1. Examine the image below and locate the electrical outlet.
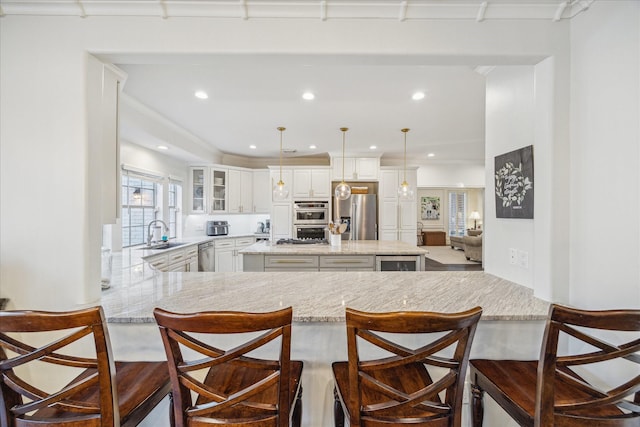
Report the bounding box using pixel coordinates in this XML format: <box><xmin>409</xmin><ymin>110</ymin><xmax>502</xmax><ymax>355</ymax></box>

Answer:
<box><xmin>509</xmin><ymin>248</ymin><xmax>517</xmax><ymax>265</ymax></box>
<box><xmin>518</xmin><ymin>250</ymin><xmax>529</xmax><ymax>268</ymax></box>
<box><xmin>195</xmin><ymin>224</ymin><xmax>204</xmax><ymax>231</ymax></box>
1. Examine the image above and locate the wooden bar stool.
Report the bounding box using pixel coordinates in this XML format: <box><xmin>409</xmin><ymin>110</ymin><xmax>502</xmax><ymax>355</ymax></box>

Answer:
<box><xmin>0</xmin><ymin>306</ymin><xmax>172</xmax><ymax>427</ymax></box>
<box><xmin>469</xmin><ymin>304</ymin><xmax>640</xmax><ymax>426</ymax></box>
<box><xmin>154</xmin><ymin>306</ymin><xmax>303</xmax><ymax>427</ymax></box>
<box><xmin>332</xmin><ymin>306</ymin><xmax>483</xmax><ymax>427</ymax></box>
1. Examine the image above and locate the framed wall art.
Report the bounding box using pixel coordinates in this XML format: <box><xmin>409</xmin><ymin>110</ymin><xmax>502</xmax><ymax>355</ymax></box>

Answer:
<box><xmin>421</xmin><ymin>196</ymin><xmax>441</xmax><ymax>220</ymax></box>
<box><xmin>494</xmin><ymin>145</ymin><xmax>534</xmax><ymax>219</ymax></box>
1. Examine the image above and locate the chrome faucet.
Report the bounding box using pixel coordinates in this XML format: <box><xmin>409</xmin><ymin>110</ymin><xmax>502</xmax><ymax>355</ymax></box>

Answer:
<box><xmin>147</xmin><ymin>220</ymin><xmax>169</xmax><ymax>246</ymax></box>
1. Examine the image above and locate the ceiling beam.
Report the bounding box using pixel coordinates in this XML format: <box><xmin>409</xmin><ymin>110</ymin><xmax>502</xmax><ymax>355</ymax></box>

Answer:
<box><xmin>399</xmin><ymin>1</ymin><xmax>408</xmax><ymax>22</ymax></box>
<box><xmin>476</xmin><ymin>1</ymin><xmax>487</xmax><ymax>23</ymax></box>
<box><xmin>76</xmin><ymin>0</ymin><xmax>86</xmax><ymax>18</ymax></box>
<box><xmin>159</xmin><ymin>0</ymin><xmax>168</xmax><ymax>19</ymax></box>
<box><xmin>240</xmin><ymin>0</ymin><xmax>248</xmax><ymax>20</ymax></box>
<box><xmin>553</xmin><ymin>1</ymin><xmax>567</xmax><ymax>21</ymax></box>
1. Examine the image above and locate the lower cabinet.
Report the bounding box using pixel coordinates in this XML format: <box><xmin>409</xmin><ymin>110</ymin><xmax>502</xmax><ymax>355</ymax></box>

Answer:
<box><xmin>145</xmin><ymin>245</ymin><xmax>199</xmax><ymax>272</ymax></box>
<box><xmin>319</xmin><ymin>255</ymin><xmax>375</xmax><ymax>271</ymax></box>
<box><xmin>247</xmin><ymin>254</ymin><xmax>375</xmax><ymax>272</ymax></box>
<box><xmin>215</xmin><ymin>237</ymin><xmax>256</xmax><ymax>272</ymax></box>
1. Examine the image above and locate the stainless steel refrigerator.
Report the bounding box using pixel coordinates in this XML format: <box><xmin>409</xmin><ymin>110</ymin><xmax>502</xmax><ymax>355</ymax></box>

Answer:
<box><xmin>333</xmin><ymin>194</ymin><xmax>377</xmax><ymax>240</ymax></box>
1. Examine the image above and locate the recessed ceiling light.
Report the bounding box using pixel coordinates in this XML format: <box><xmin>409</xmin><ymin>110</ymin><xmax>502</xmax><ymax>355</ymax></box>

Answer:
<box><xmin>249</xmin><ymin>145</ymin><xmax>257</xmax><ymax>149</ymax></box>
<box><xmin>412</xmin><ymin>91</ymin><xmax>425</xmax><ymax>101</ymax></box>
<box><xmin>309</xmin><ymin>145</ymin><xmax>317</xmax><ymax>149</ymax></box>
<box><xmin>157</xmin><ymin>145</ymin><xmax>169</xmax><ymax>150</ymax></box>
<box><xmin>369</xmin><ymin>145</ymin><xmax>377</xmax><ymax>150</ymax></box>
<box><xmin>194</xmin><ymin>90</ymin><xmax>208</xmax><ymax>99</ymax></box>
<box><xmin>302</xmin><ymin>92</ymin><xmax>315</xmax><ymax>100</ymax></box>
<box><xmin>427</xmin><ymin>153</ymin><xmax>435</xmax><ymax>157</ymax></box>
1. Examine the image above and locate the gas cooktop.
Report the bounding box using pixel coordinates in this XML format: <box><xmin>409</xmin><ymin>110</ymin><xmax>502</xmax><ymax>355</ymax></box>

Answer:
<box><xmin>276</xmin><ymin>238</ymin><xmax>329</xmax><ymax>245</ymax></box>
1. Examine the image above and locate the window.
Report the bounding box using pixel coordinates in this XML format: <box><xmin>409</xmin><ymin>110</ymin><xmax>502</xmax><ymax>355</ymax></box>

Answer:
<box><xmin>121</xmin><ymin>173</ymin><xmax>158</xmax><ymax>247</ymax></box>
<box><xmin>168</xmin><ymin>180</ymin><xmax>182</xmax><ymax>239</ymax></box>
<box><xmin>448</xmin><ymin>191</ymin><xmax>467</xmax><ymax>237</ymax></box>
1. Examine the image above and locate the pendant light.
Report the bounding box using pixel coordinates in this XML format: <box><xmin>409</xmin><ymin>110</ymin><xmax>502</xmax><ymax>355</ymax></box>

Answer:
<box><xmin>273</xmin><ymin>126</ymin><xmax>289</xmax><ymax>200</ymax></box>
<box><xmin>335</xmin><ymin>127</ymin><xmax>352</xmax><ymax>200</ymax></box>
<box><xmin>398</xmin><ymin>128</ymin><xmax>414</xmax><ymax>200</ymax></box>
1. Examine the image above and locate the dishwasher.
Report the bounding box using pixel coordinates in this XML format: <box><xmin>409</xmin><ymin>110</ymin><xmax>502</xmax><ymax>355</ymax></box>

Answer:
<box><xmin>198</xmin><ymin>241</ymin><xmax>215</xmax><ymax>272</ymax></box>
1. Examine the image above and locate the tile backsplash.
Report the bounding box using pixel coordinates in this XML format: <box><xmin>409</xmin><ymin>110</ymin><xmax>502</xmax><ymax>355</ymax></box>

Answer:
<box><xmin>184</xmin><ymin>214</ymin><xmax>270</xmax><ymax>238</ymax></box>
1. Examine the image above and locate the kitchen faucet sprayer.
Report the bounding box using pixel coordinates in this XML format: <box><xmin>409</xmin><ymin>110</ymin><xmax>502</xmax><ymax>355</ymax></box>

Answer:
<box><xmin>147</xmin><ymin>220</ymin><xmax>169</xmax><ymax>246</ymax></box>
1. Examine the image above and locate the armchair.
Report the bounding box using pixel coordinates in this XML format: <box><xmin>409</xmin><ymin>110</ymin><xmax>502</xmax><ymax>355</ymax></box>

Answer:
<box><xmin>463</xmin><ymin>235</ymin><xmax>482</xmax><ymax>262</ymax></box>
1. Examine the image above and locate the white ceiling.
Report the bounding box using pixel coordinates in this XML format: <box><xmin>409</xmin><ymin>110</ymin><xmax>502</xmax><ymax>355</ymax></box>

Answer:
<box><xmin>2</xmin><ymin>0</ymin><xmax>591</xmax><ymax>164</ymax></box>
<box><xmin>116</xmin><ymin>55</ymin><xmax>488</xmax><ymax>163</ymax></box>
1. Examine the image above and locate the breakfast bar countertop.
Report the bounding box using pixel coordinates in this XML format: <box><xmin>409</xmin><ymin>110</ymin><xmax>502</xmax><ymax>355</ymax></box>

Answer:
<box><xmin>239</xmin><ymin>240</ymin><xmax>430</xmax><ymax>255</ymax></box>
<box><xmin>100</xmin><ymin>270</ymin><xmax>550</xmax><ymax>324</ymax></box>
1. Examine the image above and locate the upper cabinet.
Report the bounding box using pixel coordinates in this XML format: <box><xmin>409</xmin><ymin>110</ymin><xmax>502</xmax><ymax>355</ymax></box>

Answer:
<box><xmin>210</xmin><ymin>168</ymin><xmax>227</xmax><ymax>212</ymax></box>
<box><xmin>252</xmin><ymin>169</ymin><xmax>271</xmax><ymax>213</ymax></box>
<box><xmin>332</xmin><ymin>157</ymin><xmax>379</xmax><ymax>181</ymax></box>
<box><xmin>189</xmin><ymin>167</ymin><xmax>208</xmax><ymax>214</ymax></box>
<box><xmin>228</xmin><ymin>169</ymin><xmax>253</xmax><ymax>213</ymax></box>
<box><xmin>292</xmin><ymin>168</ymin><xmax>331</xmax><ymax>200</ymax></box>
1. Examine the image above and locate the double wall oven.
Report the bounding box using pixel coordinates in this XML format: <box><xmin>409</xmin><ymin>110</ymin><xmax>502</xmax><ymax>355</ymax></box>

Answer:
<box><xmin>293</xmin><ymin>201</ymin><xmax>329</xmax><ymax>240</ymax></box>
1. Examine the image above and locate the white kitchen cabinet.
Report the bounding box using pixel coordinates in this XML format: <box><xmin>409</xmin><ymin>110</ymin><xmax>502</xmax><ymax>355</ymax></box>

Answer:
<box><xmin>252</xmin><ymin>169</ymin><xmax>271</xmax><ymax>213</ymax></box>
<box><xmin>378</xmin><ymin>167</ymin><xmax>417</xmax><ymax>245</ymax></box>
<box><xmin>189</xmin><ymin>167</ymin><xmax>208</xmax><ymax>214</ymax></box>
<box><xmin>145</xmin><ymin>244</ymin><xmax>199</xmax><ymax>272</ymax></box>
<box><xmin>332</xmin><ymin>157</ymin><xmax>379</xmax><ymax>181</ymax></box>
<box><xmin>234</xmin><ymin>237</ymin><xmax>255</xmax><ymax>272</ymax></box>
<box><xmin>214</xmin><ymin>239</ymin><xmax>235</xmax><ymax>272</ymax></box>
<box><xmin>214</xmin><ymin>237</ymin><xmax>255</xmax><ymax>272</ymax></box>
<box><xmin>228</xmin><ymin>168</ymin><xmax>253</xmax><ymax>213</ymax></box>
<box><xmin>292</xmin><ymin>168</ymin><xmax>331</xmax><ymax>199</ymax></box>
<box><xmin>210</xmin><ymin>168</ymin><xmax>227</xmax><ymax>212</ymax></box>
<box><xmin>271</xmin><ymin>203</ymin><xmax>292</xmax><ymax>240</ymax></box>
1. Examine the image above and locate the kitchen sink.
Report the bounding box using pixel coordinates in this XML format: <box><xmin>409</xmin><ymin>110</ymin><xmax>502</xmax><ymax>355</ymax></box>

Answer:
<box><xmin>139</xmin><ymin>242</ymin><xmax>187</xmax><ymax>250</ymax></box>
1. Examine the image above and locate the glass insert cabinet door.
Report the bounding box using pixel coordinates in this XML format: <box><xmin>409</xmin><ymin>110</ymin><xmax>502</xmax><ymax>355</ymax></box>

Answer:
<box><xmin>210</xmin><ymin>168</ymin><xmax>227</xmax><ymax>212</ymax></box>
<box><xmin>190</xmin><ymin>167</ymin><xmax>206</xmax><ymax>213</ymax></box>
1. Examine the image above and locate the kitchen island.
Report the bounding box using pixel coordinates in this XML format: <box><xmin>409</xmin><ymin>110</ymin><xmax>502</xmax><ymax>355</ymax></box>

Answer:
<box><xmin>241</xmin><ymin>240</ymin><xmax>430</xmax><ymax>271</ymax></box>
<box><xmin>100</xmin><ymin>269</ymin><xmax>550</xmax><ymax>427</ymax></box>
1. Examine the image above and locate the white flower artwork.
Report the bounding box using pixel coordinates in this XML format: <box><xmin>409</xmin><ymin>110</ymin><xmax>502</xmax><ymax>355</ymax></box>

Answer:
<box><xmin>494</xmin><ymin>146</ymin><xmax>534</xmax><ymax>218</ymax></box>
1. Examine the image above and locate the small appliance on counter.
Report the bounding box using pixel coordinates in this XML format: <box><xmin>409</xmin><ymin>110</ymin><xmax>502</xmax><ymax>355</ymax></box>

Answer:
<box><xmin>264</xmin><ymin>219</ymin><xmax>271</xmax><ymax>234</ymax></box>
<box><xmin>206</xmin><ymin>220</ymin><xmax>229</xmax><ymax>236</ymax></box>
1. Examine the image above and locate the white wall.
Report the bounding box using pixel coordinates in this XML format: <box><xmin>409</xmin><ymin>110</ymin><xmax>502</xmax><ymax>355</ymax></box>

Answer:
<box><xmin>485</xmin><ymin>66</ymin><xmax>537</xmax><ymax>289</ymax></box>
<box><xmin>569</xmin><ymin>1</ymin><xmax>640</xmax><ymax>309</ymax></box>
<box><xmin>0</xmin><ymin>15</ymin><xmax>571</xmax><ymax>310</ymax></box>
<box><xmin>417</xmin><ymin>163</ymin><xmax>485</xmax><ymax>188</ymax></box>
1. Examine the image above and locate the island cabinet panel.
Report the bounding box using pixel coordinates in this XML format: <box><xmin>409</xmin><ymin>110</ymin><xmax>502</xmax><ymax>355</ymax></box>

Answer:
<box><xmin>264</xmin><ymin>255</ymin><xmax>319</xmax><ymax>271</ymax></box>
<box><xmin>319</xmin><ymin>255</ymin><xmax>375</xmax><ymax>271</ymax></box>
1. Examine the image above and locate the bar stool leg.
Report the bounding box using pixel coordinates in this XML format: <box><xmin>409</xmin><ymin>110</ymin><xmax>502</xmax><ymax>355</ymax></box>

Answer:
<box><xmin>292</xmin><ymin>386</ymin><xmax>303</xmax><ymax>427</ymax></box>
<box><xmin>470</xmin><ymin>382</ymin><xmax>484</xmax><ymax>427</ymax></box>
<box><xmin>333</xmin><ymin>387</ymin><xmax>345</xmax><ymax>427</ymax></box>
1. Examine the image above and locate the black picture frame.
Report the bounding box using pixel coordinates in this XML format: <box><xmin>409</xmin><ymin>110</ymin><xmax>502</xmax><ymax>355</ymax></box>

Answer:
<box><xmin>494</xmin><ymin>145</ymin><xmax>534</xmax><ymax>219</ymax></box>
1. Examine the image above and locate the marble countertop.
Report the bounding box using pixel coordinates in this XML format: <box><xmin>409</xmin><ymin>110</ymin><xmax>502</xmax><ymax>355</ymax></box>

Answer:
<box><xmin>240</xmin><ymin>240</ymin><xmax>430</xmax><ymax>255</ymax></box>
<box><xmin>100</xmin><ymin>270</ymin><xmax>550</xmax><ymax>323</ymax></box>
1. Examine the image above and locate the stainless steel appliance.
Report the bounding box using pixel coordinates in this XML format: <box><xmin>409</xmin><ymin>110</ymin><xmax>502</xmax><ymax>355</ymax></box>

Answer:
<box><xmin>206</xmin><ymin>220</ymin><xmax>229</xmax><ymax>236</ymax></box>
<box><xmin>198</xmin><ymin>241</ymin><xmax>215</xmax><ymax>271</ymax></box>
<box><xmin>333</xmin><ymin>194</ymin><xmax>377</xmax><ymax>240</ymax></box>
<box><xmin>376</xmin><ymin>255</ymin><xmax>422</xmax><ymax>271</ymax></box>
<box><xmin>293</xmin><ymin>201</ymin><xmax>329</xmax><ymax>225</ymax></box>
<box><xmin>295</xmin><ymin>225</ymin><xmax>327</xmax><ymax>240</ymax></box>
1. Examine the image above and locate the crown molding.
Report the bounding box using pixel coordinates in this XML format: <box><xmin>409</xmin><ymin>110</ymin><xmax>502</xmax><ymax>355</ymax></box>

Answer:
<box><xmin>0</xmin><ymin>1</ymin><xmax>589</xmax><ymax>21</ymax></box>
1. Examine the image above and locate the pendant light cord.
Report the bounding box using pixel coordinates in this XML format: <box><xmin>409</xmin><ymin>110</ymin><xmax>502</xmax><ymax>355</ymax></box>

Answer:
<box><xmin>341</xmin><ymin>128</ymin><xmax>347</xmax><ymax>182</ymax></box>
<box><xmin>401</xmin><ymin>128</ymin><xmax>409</xmax><ymax>184</ymax></box>
<box><xmin>277</xmin><ymin>126</ymin><xmax>285</xmax><ymax>183</ymax></box>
